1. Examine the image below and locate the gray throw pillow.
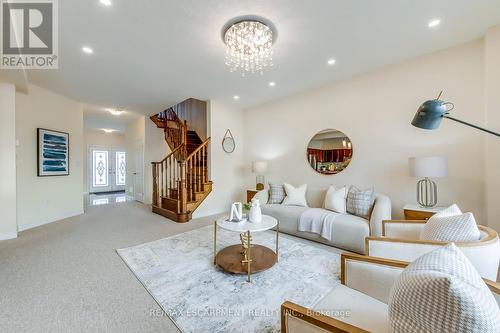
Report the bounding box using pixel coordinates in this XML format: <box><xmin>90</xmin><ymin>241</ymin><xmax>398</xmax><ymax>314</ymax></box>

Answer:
<box><xmin>346</xmin><ymin>186</ymin><xmax>374</xmax><ymax>219</ymax></box>
<box><xmin>268</xmin><ymin>183</ymin><xmax>286</xmax><ymax>204</ymax></box>
<box><xmin>389</xmin><ymin>243</ymin><xmax>500</xmax><ymax>333</ymax></box>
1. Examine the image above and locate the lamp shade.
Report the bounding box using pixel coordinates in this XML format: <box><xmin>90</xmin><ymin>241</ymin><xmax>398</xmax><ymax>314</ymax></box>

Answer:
<box><xmin>411</xmin><ymin>98</ymin><xmax>455</xmax><ymax>130</ymax></box>
<box><xmin>252</xmin><ymin>161</ymin><xmax>268</xmax><ymax>174</ymax></box>
<box><xmin>409</xmin><ymin>156</ymin><xmax>448</xmax><ymax>178</ymax></box>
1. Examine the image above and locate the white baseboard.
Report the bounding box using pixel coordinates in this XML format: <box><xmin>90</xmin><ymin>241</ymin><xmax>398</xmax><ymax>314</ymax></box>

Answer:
<box><xmin>0</xmin><ymin>232</ymin><xmax>18</xmax><ymax>240</ymax></box>
<box><xmin>18</xmin><ymin>209</ymin><xmax>85</xmax><ymax>232</ymax></box>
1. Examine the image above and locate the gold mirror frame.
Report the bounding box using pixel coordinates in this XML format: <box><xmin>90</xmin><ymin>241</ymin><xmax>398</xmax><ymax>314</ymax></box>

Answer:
<box><xmin>306</xmin><ymin>129</ymin><xmax>353</xmax><ymax>175</ymax></box>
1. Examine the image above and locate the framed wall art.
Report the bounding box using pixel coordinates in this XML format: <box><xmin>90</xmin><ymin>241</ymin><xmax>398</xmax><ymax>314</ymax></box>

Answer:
<box><xmin>37</xmin><ymin>128</ymin><xmax>70</xmax><ymax>176</ymax></box>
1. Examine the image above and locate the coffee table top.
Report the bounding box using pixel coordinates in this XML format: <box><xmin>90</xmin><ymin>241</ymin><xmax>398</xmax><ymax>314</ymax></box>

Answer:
<box><xmin>216</xmin><ymin>214</ymin><xmax>277</xmax><ymax>233</ymax></box>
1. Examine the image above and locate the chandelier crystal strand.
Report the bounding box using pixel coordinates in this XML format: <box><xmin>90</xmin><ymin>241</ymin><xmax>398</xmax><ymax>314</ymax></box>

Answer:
<box><xmin>224</xmin><ymin>20</ymin><xmax>273</xmax><ymax>76</ymax></box>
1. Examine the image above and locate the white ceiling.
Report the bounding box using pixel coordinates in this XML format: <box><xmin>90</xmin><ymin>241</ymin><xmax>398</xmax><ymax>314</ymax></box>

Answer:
<box><xmin>22</xmin><ymin>0</ymin><xmax>500</xmax><ymax>116</ymax></box>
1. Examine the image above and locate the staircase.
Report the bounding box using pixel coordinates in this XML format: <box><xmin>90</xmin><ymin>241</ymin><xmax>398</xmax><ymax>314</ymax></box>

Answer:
<box><xmin>150</xmin><ymin>105</ymin><xmax>212</xmax><ymax>223</ymax></box>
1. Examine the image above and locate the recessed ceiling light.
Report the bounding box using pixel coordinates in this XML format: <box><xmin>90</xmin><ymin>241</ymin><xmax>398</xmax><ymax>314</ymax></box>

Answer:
<box><xmin>269</xmin><ymin>82</ymin><xmax>276</xmax><ymax>87</ymax></box>
<box><xmin>82</xmin><ymin>46</ymin><xmax>93</xmax><ymax>54</ymax></box>
<box><xmin>103</xmin><ymin>129</ymin><xmax>114</xmax><ymax>133</ymax></box>
<box><xmin>99</xmin><ymin>0</ymin><xmax>112</xmax><ymax>6</ymax></box>
<box><xmin>233</xmin><ymin>95</ymin><xmax>240</xmax><ymax>100</ymax></box>
<box><xmin>327</xmin><ymin>58</ymin><xmax>336</xmax><ymax>65</ymax></box>
<box><xmin>106</xmin><ymin>108</ymin><xmax>125</xmax><ymax>116</ymax></box>
<box><xmin>428</xmin><ymin>19</ymin><xmax>441</xmax><ymax>28</ymax></box>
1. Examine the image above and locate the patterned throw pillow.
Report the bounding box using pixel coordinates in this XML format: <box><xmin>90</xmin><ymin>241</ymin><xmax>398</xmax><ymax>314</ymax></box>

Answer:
<box><xmin>268</xmin><ymin>183</ymin><xmax>286</xmax><ymax>204</ymax></box>
<box><xmin>346</xmin><ymin>186</ymin><xmax>374</xmax><ymax>219</ymax></box>
<box><xmin>420</xmin><ymin>204</ymin><xmax>481</xmax><ymax>242</ymax></box>
<box><xmin>388</xmin><ymin>243</ymin><xmax>500</xmax><ymax>333</ymax></box>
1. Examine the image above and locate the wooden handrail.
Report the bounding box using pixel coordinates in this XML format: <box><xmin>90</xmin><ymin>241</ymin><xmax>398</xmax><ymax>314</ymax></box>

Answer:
<box><xmin>151</xmin><ymin>145</ymin><xmax>184</xmax><ymax>164</ymax></box>
<box><xmin>186</xmin><ymin>137</ymin><xmax>211</xmax><ymax>161</ymax></box>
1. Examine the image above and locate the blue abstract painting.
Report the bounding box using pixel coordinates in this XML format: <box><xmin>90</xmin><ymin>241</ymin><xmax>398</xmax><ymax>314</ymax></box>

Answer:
<box><xmin>37</xmin><ymin>128</ymin><xmax>69</xmax><ymax>176</ymax></box>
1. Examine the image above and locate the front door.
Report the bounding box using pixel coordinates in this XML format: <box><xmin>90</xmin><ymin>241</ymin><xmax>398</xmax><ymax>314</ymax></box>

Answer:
<box><xmin>89</xmin><ymin>147</ymin><xmax>126</xmax><ymax>193</ymax></box>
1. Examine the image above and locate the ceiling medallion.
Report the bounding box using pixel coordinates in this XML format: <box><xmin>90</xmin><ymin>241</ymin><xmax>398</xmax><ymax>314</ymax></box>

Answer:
<box><xmin>223</xmin><ymin>17</ymin><xmax>276</xmax><ymax>76</ymax></box>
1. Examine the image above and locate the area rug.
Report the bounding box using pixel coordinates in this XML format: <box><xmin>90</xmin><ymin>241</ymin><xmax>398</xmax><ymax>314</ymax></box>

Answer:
<box><xmin>117</xmin><ymin>225</ymin><xmax>340</xmax><ymax>333</ymax></box>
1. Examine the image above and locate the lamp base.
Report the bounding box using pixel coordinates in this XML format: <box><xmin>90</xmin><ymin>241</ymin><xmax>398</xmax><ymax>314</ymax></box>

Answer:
<box><xmin>416</xmin><ymin>177</ymin><xmax>437</xmax><ymax>208</ymax></box>
<box><xmin>255</xmin><ymin>175</ymin><xmax>265</xmax><ymax>191</ymax></box>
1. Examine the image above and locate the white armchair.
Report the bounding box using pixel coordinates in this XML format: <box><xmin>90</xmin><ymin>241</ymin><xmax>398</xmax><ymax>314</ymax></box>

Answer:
<box><xmin>281</xmin><ymin>253</ymin><xmax>500</xmax><ymax>333</ymax></box>
<box><xmin>365</xmin><ymin>219</ymin><xmax>500</xmax><ymax>281</ymax></box>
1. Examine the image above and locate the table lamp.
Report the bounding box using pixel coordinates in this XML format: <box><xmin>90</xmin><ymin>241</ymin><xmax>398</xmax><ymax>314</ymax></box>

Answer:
<box><xmin>252</xmin><ymin>161</ymin><xmax>268</xmax><ymax>191</ymax></box>
<box><xmin>409</xmin><ymin>156</ymin><xmax>448</xmax><ymax>207</ymax></box>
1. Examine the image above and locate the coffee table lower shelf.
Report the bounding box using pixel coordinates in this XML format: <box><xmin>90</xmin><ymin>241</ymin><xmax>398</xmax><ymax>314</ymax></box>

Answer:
<box><xmin>215</xmin><ymin>244</ymin><xmax>277</xmax><ymax>275</ymax></box>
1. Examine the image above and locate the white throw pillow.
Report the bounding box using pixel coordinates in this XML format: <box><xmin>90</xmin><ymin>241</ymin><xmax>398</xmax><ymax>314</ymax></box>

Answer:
<box><xmin>282</xmin><ymin>183</ymin><xmax>308</xmax><ymax>207</ymax></box>
<box><xmin>323</xmin><ymin>186</ymin><xmax>347</xmax><ymax>213</ymax></box>
<box><xmin>420</xmin><ymin>204</ymin><xmax>480</xmax><ymax>242</ymax></box>
<box><xmin>388</xmin><ymin>243</ymin><xmax>500</xmax><ymax>333</ymax></box>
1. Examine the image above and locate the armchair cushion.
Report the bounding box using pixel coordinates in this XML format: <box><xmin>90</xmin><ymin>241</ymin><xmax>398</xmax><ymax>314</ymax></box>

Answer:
<box><xmin>313</xmin><ymin>284</ymin><xmax>388</xmax><ymax>333</ymax></box>
<box><xmin>420</xmin><ymin>204</ymin><xmax>480</xmax><ymax>242</ymax></box>
<box><xmin>389</xmin><ymin>243</ymin><xmax>500</xmax><ymax>333</ymax></box>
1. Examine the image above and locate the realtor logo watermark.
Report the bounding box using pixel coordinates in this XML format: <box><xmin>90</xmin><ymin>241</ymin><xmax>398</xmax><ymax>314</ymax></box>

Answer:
<box><xmin>1</xmin><ymin>0</ymin><xmax>58</xmax><ymax>69</ymax></box>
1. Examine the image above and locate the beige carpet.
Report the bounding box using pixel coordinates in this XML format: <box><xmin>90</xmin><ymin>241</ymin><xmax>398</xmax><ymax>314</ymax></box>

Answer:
<box><xmin>0</xmin><ymin>201</ymin><xmax>215</xmax><ymax>333</ymax></box>
<box><xmin>0</xmin><ymin>201</ymin><xmax>345</xmax><ymax>332</ymax></box>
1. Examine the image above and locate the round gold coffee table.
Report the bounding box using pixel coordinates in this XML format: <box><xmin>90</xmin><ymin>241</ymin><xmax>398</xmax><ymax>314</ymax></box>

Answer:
<box><xmin>213</xmin><ymin>215</ymin><xmax>279</xmax><ymax>282</ymax></box>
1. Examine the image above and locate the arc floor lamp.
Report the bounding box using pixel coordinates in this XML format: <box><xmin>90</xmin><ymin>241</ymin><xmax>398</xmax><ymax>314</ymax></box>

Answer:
<box><xmin>411</xmin><ymin>91</ymin><xmax>500</xmax><ymax>137</ymax></box>
<box><xmin>410</xmin><ymin>91</ymin><xmax>500</xmax><ymax>207</ymax></box>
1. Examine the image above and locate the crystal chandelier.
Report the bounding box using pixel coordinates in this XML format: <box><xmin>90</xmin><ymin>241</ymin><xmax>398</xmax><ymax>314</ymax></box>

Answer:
<box><xmin>224</xmin><ymin>20</ymin><xmax>274</xmax><ymax>76</ymax></box>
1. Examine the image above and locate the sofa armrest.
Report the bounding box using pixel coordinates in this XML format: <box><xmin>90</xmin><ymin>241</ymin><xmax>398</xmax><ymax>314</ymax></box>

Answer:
<box><xmin>369</xmin><ymin>194</ymin><xmax>392</xmax><ymax>237</ymax></box>
<box><xmin>382</xmin><ymin>220</ymin><xmax>426</xmax><ymax>238</ymax></box>
<box><xmin>281</xmin><ymin>301</ymin><xmax>369</xmax><ymax>333</ymax></box>
<box><xmin>341</xmin><ymin>253</ymin><xmax>407</xmax><ymax>303</ymax></box>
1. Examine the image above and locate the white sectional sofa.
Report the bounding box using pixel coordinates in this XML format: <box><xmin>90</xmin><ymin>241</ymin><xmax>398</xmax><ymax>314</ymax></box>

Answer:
<box><xmin>254</xmin><ymin>187</ymin><xmax>392</xmax><ymax>254</ymax></box>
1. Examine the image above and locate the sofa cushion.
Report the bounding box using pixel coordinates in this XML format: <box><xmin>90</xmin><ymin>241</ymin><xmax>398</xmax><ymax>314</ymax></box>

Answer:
<box><xmin>388</xmin><ymin>243</ymin><xmax>500</xmax><ymax>333</ymax></box>
<box><xmin>261</xmin><ymin>205</ymin><xmax>370</xmax><ymax>253</ymax></box>
<box><xmin>327</xmin><ymin>214</ymin><xmax>370</xmax><ymax>253</ymax></box>
<box><xmin>314</xmin><ymin>284</ymin><xmax>388</xmax><ymax>333</ymax></box>
<box><xmin>261</xmin><ymin>204</ymin><xmax>309</xmax><ymax>234</ymax></box>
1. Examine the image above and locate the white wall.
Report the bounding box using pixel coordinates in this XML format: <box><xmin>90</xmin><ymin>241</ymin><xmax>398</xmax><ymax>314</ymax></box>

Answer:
<box><xmin>484</xmin><ymin>25</ymin><xmax>500</xmax><ymax>232</ymax></box>
<box><xmin>16</xmin><ymin>85</ymin><xmax>84</xmax><ymax>231</ymax></box>
<box><xmin>243</xmin><ymin>40</ymin><xmax>488</xmax><ymax>223</ymax></box>
<box><xmin>193</xmin><ymin>100</ymin><xmax>245</xmax><ymax>218</ymax></box>
<box><xmin>0</xmin><ymin>83</ymin><xmax>17</xmax><ymax>239</ymax></box>
<box><xmin>83</xmin><ymin>130</ymin><xmax>126</xmax><ymax>192</ymax></box>
<box><xmin>125</xmin><ymin>117</ymin><xmax>145</xmax><ymax>199</ymax></box>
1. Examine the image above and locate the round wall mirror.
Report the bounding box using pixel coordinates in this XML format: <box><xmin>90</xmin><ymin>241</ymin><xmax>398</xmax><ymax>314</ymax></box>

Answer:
<box><xmin>222</xmin><ymin>129</ymin><xmax>236</xmax><ymax>153</ymax></box>
<box><xmin>222</xmin><ymin>137</ymin><xmax>235</xmax><ymax>153</ymax></box>
<box><xmin>307</xmin><ymin>129</ymin><xmax>353</xmax><ymax>175</ymax></box>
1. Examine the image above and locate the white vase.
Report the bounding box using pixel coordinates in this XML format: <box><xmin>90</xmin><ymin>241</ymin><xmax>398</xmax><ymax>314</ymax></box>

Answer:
<box><xmin>249</xmin><ymin>198</ymin><xmax>262</xmax><ymax>223</ymax></box>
